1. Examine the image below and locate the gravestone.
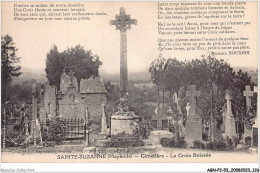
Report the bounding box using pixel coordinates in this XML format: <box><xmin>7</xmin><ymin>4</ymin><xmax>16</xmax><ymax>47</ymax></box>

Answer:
<box><xmin>243</xmin><ymin>85</ymin><xmax>254</xmax><ymax>141</ymax></box>
<box><xmin>224</xmin><ymin>89</ymin><xmax>237</xmax><ymax>138</ymax></box>
<box><xmin>110</xmin><ymin>7</ymin><xmax>140</xmax><ymax>138</ymax></box>
<box><xmin>100</xmin><ymin>102</ymin><xmax>109</xmax><ymax>135</ymax></box>
<box><xmin>185</xmin><ymin>85</ymin><xmax>202</xmax><ymax>142</ymax></box>
<box><xmin>39</xmin><ymin>108</ymin><xmax>47</xmax><ymax>130</ymax></box>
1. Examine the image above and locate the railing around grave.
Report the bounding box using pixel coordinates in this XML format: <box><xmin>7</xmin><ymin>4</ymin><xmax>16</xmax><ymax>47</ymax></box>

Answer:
<box><xmin>40</xmin><ymin>118</ymin><xmax>87</xmax><ymax>141</ymax></box>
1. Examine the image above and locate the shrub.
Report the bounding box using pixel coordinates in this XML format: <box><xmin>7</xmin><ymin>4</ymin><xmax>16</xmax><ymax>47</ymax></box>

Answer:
<box><xmin>245</xmin><ymin>136</ymin><xmax>251</xmax><ymax>146</ymax></box>
<box><xmin>232</xmin><ymin>136</ymin><xmax>239</xmax><ymax>147</ymax></box>
<box><xmin>105</xmin><ymin>140</ymin><xmax>144</xmax><ymax>147</ymax></box>
<box><xmin>160</xmin><ymin>137</ymin><xmax>186</xmax><ymax>148</ymax></box>
<box><xmin>225</xmin><ymin>136</ymin><xmax>235</xmax><ymax>150</ymax></box>
<box><xmin>206</xmin><ymin>134</ymin><xmax>227</xmax><ymax>151</ymax></box>
<box><xmin>48</xmin><ymin>117</ymin><xmax>66</xmax><ymax>144</ymax></box>
<box><xmin>192</xmin><ymin>140</ymin><xmax>205</xmax><ymax>149</ymax></box>
<box><xmin>160</xmin><ymin>137</ymin><xmax>170</xmax><ymax>147</ymax></box>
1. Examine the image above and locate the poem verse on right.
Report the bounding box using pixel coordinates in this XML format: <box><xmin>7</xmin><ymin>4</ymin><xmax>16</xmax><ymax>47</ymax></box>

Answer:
<box><xmin>157</xmin><ymin>1</ymin><xmax>256</xmax><ymax>57</ymax></box>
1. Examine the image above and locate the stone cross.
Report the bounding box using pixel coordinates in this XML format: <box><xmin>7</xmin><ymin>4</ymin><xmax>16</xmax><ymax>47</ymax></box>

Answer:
<box><xmin>110</xmin><ymin>7</ymin><xmax>137</xmax><ymax>110</ymax></box>
<box><xmin>186</xmin><ymin>85</ymin><xmax>201</xmax><ymax>116</ymax></box>
<box><xmin>225</xmin><ymin>90</ymin><xmax>233</xmax><ymax>116</ymax></box>
<box><xmin>243</xmin><ymin>85</ymin><xmax>254</xmax><ymax>108</ymax></box>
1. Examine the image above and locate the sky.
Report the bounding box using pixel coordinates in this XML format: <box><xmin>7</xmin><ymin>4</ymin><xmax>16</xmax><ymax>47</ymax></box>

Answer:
<box><xmin>2</xmin><ymin>1</ymin><xmax>258</xmax><ymax>75</ymax></box>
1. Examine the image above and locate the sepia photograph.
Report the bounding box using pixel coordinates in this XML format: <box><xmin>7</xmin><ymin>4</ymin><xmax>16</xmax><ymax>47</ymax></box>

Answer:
<box><xmin>1</xmin><ymin>1</ymin><xmax>259</xmax><ymax>171</ymax></box>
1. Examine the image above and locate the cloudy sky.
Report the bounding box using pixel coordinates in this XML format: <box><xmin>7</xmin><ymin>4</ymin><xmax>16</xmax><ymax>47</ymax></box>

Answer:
<box><xmin>2</xmin><ymin>1</ymin><xmax>258</xmax><ymax>75</ymax></box>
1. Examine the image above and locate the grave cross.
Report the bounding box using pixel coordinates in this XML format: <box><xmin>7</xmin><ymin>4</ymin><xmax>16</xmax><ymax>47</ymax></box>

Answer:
<box><xmin>243</xmin><ymin>85</ymin><xmax>253</xmax><ymax>108</ymax></box>
<box><xmin>32</xmin><ymin>83</ymin><xmax>37</xmax><ymax>146</ymax></box>
<box><xmin>151</xmin><ymin>114</ymin><xmax>167</xmax><ymax>130</ymax></box>
<box><xmin>225</xmin><ymin>90</ymin><xmax>233</xmax><ymax>115</ymax></box>
<box><xmin>186</xmin><ymin>85</ymin><xmax>201</xmax><ymax>116</ymax></box>
<box><xmin>110</xmin><ymin>7</ymin><xmax>137</xmax><ymax>107</ymax></box>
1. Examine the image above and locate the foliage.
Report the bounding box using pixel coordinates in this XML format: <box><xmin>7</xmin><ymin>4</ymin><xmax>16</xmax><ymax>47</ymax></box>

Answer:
<box><xmin>244</xmin><ymin>136</ymin><xmax>251</xmax><ymax>146</ymax></box>
<box><xmin>149</xmin><ymin>53</ymin><xmax>256</xmax><ymax>141</ymax></box>
<box><xmin>48</xmin><ymin>117</ymin><xmax>66</xmax><ymax>144</ymax></box>
<box><xmin>45</xmin><ymin>45</ymin><xmax>64</xmax><ymax>91</ymax></box>
<box><xmin>62</xmin><ymin>45</ymin><xmax>102</xmax><ymax>92</ymax></box>
<box><xmin>191</xmin><ymin>140</ymin><xmax>206</xmax><ymax>149</ymax></box>
<box><xmin>1</xmin><ymin>35</ymin><xmax>22</xmax><ymax>102</ymax></box>
<box><xmin>160</xmin><ymin>137</ymin><xmax>186</xmax><ymax>148</ymax></box>
<box><xmin>105</xmin><ymin>140</ymin><xmax>144</xmax><ymax>148</ymax></box>
<box><xmin>45</xmin><ymin>45</ymin><xmax>102</xmax><ymax>92</ymax></box>
<box><xmin>205</xmin><ymin>133</ymin><xmax>239</xmax><ymax>151</ymax></box>
<box><xmin>9</xmin><ymin>79</ymin><xmax>43</xmax><ymax>104</ymax></box>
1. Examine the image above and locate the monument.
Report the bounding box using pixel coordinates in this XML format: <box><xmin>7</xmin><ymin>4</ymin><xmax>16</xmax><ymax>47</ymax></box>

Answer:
<box><xmin>100</xmin><ymin>102</ymin><xmax>109</xmax><ymax>135</ymax></box>
<box><xmin>110</xmin><ymin>7</ymin><xmax>140</xmax><ymax>137</ymax></box>
<box><xmin>185</xmin><ymin>85</ymin><xmax>202</xmax><ymax>142</ymax></box>
<box><xmin>224</xmin><ymin>89</ymin><xmax>236</xmax><ymax>138</ymax></box>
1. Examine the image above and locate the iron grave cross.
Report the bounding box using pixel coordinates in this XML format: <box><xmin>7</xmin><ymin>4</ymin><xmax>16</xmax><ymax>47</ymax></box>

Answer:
<box><xmin>110</xmin><ymin>7</ymin><xmax>137</xmax><ymax>105</ymax></box>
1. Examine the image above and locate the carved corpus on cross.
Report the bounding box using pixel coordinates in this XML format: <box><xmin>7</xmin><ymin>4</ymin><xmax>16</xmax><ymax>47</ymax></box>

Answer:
<box><xmin>186</xmin><ymin>85</ymin><xmax>201</xmax><ymax>116</ymax></box>
<box><xmin>68</xmin><ymin>70</ymin><xmax>75</xmax><ymax>86</ymax></box>
<box><xmin>110</xmin><ymin>7</ymin><xmax>137</xmax><ymax>112</ymax></box>
<box><xmin>243</xmin><ymin>85</ymin><xmax>253</xmax><ymax>108</ymax></box>
<box><xmin>225</xmin><ymin>89</ymin><xmax>233</xmax><ymax>116</ymax></box>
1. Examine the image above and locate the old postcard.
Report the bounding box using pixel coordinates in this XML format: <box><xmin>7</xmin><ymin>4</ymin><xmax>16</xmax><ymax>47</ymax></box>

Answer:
<box><xmin>1</xmin><ymin>0</ymin><xmax>259</xmax><ymax>166</ymax></box>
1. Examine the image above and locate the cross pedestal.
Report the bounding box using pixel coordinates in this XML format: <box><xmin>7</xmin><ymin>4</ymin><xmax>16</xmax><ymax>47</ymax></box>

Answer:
<box><xmin>185</xmin><ymin>85</ymin><xmax>202</xmax><ymax>142</ymax></box>
<box><xmin>224</xmin><ymin>89</ymin><xmax>236</xmax><ymax>138</ymax></box>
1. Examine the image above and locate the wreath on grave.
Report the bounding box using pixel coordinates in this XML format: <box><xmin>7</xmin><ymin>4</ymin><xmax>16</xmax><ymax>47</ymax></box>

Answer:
<box><xmin>48</xmin><ymin>117</ymin><xmax>66</xmax><ymax>144</ymax></box>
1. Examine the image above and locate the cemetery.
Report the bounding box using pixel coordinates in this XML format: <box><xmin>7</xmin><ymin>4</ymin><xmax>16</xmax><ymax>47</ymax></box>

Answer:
<box><xmin>1</xmin><ymin>7</ymin><xmax>258</xmax><ymax>158</ymax></box>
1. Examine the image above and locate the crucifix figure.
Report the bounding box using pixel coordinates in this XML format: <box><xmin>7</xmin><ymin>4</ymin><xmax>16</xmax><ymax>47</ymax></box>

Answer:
<box><xmin>243</xmin><ymin>85</ymin><xmax>253</xmax><ymax>108</ymax></box>
<box><xmin>225</xmin><ymin>89</ymin><xmax>233</xmax><ymax>116</ymax></box>
<box><xmin>110</xmin><ymin>7</ymin><xmax>137</xmax><ymax>112</ymax></box>
<box><xmin>68</xmin><ymin>70</ymin><xmax>75</xmax><ymax>86</ymax></box>
<box><xmin>186</xmin><ymin>85</ymin><xmax>201</xmax><ymax>116</ymax></box>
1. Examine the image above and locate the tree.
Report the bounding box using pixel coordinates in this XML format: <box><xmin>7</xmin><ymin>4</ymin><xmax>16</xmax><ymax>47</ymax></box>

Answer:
<box><xmin>45</xmin><ymin>45</ymin><xmax>64</xmax><ymax>91</ymax></box>
<box><xmin>164</xmin><ymin>58</ymin><xmax>183</xmax><ymax>100</ymax></box>
<box><xmin>63</xmin><ymin>45</ymin><xmax>102</xmax><ymax>92</ymax></box>
<box><xmin>149</xmin><ymin>54</ymin><xmax>167</xmax><ymax>107</ymax></box>
<box><xmin>1</xmin><ymin>35</ymin><xmax>22</xmax><ymax>102</ymax></box>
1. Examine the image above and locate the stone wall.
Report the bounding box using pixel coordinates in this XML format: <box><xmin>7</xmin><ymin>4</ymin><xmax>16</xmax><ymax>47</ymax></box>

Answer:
<box><xmin>82</xmin><ymin>93</ymin><xmax>107</xmax><ymax>133</ymax></box>
<box><xmin>58</xmin><ymin>86</ymin><xmax>85</xmax><ymax>119</ymax></box>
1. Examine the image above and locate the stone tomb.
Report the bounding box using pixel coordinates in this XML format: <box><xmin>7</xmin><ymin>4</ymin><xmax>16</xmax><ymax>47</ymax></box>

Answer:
<box><xmin>149</xmin><ymin>130</ymin><xmax>174</xmax><ymax>145</ymax></box>
<box><xmin>224</xmin><ymin>89</ymin><xmax>237</xmax><ymax>138</ymax></box>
